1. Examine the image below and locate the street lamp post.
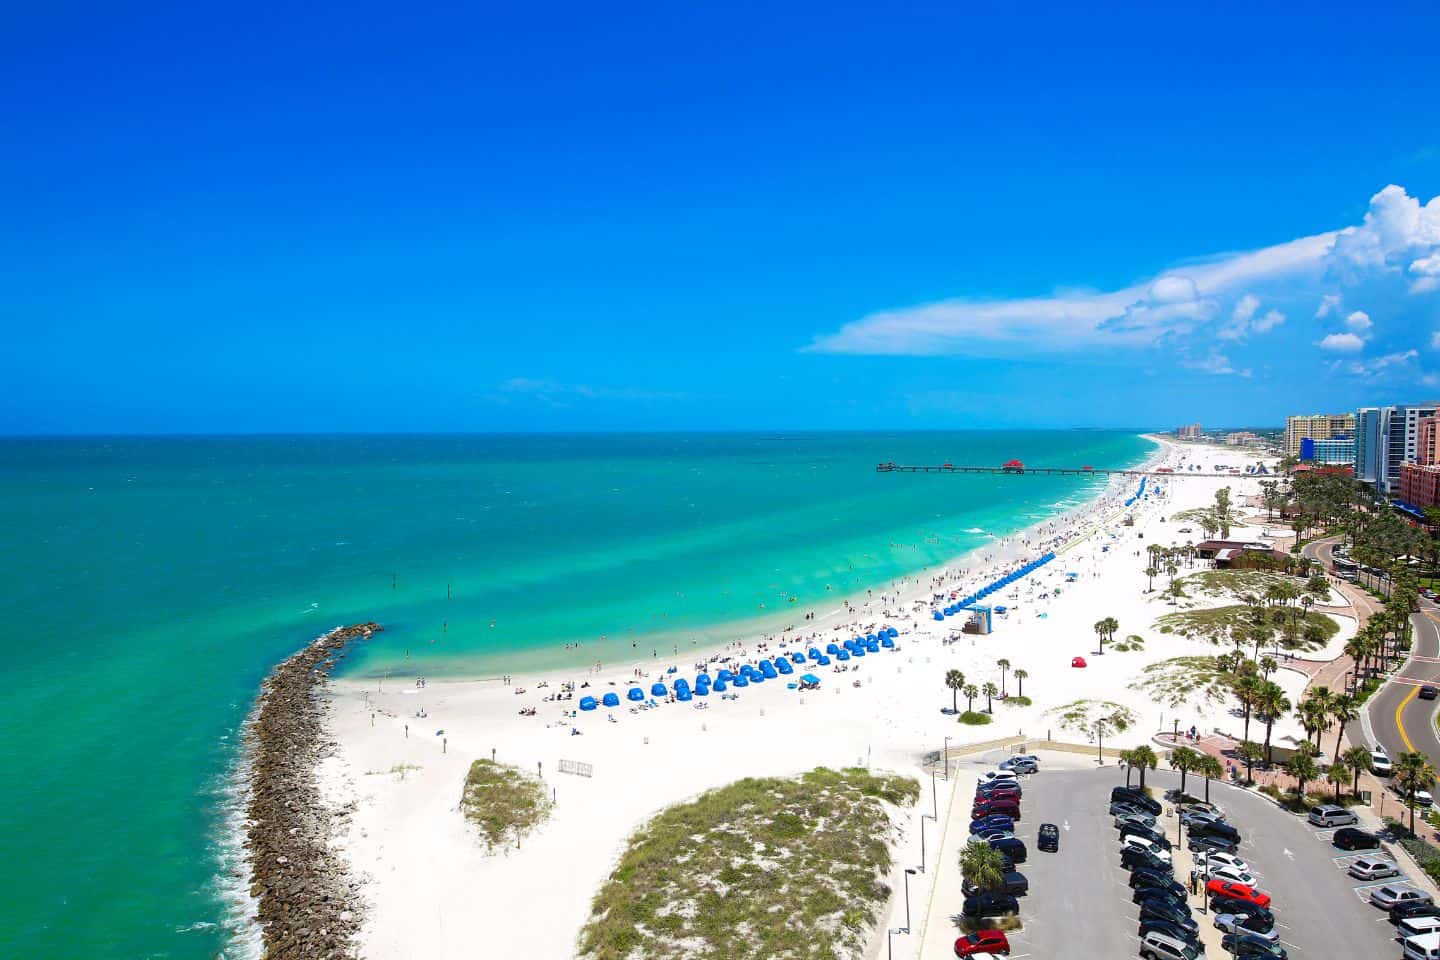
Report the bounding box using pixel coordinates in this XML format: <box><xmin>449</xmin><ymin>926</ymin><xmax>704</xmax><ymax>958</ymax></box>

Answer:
<box><xmin>919</xmin><ymin>814</ymin><xmax>933</xmax><ymax>873</ymax></box>
<box><xmin>903</xmin><ymin>867</ymin><xmax>916</xmax><ymax>932</ymax></box>
<box><xmin>943</xmin><ymin>736</ymin><xmax>952</xmax><ymax>780</ymax></box>
<box><xmin>931</xmin><ymin>768</ymin><xmax>938</xmax><ymax>820</ymax></box>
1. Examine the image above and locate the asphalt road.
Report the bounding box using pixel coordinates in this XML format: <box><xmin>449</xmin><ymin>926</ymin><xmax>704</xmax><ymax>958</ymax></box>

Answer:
<box><xmin>1369</xmin><ymin>604</ymin><xmax>1440</xmax><ymax>795</ymax></box>
<box><xmin>1019</xmin><ymin>766</ymin><xmax>1390</xmax><ymax>960</ymax></box>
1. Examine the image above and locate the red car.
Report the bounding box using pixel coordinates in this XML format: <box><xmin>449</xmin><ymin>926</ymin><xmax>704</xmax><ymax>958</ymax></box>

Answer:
<box><xmin>1071</xmin><ymin>656</ymin><xmax>1087</xmax><ymax>668</ymax></box>
<box><xmin>955</xmin><ymin>930</ymin><xmax>1011</xmax><ymax>957</ymax></box>
<box><xmin>1207</xmin><ymin>879</ymin><xmax>1271</xmax><ymax>908</ymax></box>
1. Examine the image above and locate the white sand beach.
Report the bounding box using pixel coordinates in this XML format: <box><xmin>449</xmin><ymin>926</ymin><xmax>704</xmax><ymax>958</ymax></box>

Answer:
<box><xmin>318</xmin><ymin>437</ymin><xmax>1330</xmax><ymax>959</ymax></box>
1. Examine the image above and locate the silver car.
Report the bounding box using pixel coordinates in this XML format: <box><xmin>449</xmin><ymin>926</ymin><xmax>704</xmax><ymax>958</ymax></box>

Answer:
<box><xmin>1372</xmin><ymin>885</ymin><xmax>1433</xmax><ymax>909</ymax></box>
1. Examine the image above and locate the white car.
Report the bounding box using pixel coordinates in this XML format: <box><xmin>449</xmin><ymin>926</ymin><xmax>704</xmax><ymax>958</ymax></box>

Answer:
<box><xmin>1373</xmin><ymin>748</ymin><xmax>1394</xmax><ymax>777</ymax></box>
<box><xmin>981</xmin><ymin>770</ymin><xmax>1020</xmax><ymax>784</ymax></box>
<box><xmin>1195</xmin><ymin>850</ymin><xmax>1251</xmax><ymax>875</ymax></box>
<box><xmin>1205</xmin><ymin>863</ymin><xmax>1259</xmax><ymax>887</ymax></box>
<box><xmin>1213</xmin><ymin>914</ymin><xmax>1280</xmax><ymax>943</ymax></box>
<box><xmin>1122</xmin><ymin>835</ymin><xmax>1172</xmax><ymax>862</ymax></box>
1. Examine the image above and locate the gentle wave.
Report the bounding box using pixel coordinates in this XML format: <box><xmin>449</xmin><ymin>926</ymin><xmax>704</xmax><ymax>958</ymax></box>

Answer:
<box><xmin>212</xmin><ymin>712</ymin><xmax>263</xmax><ymax>960</ymax></box>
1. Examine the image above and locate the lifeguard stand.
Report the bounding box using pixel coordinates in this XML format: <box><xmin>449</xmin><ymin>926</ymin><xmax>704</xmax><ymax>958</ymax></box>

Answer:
<box><xmin>965</xmin><ymin>606</ymin><xmax>992</xmax><ymax>635</ymax></box>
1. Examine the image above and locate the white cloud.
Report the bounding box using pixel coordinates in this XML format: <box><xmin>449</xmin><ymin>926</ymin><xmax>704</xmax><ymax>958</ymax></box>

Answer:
<box><xmin>1253</xmin><ymin>309</ymin><xmax>1286</xmax><ymax>334</ymax></box>
<box><xmin>1344</xmin><ymin>310</ymin><xmax>1373</xmax><ymax>333</ymax></box>
<box><xmin>494</xmin><ymin>378</ymin><xmax>683</xmax><ymax>404</ymax></box>
<box><xmin>1184</xmin><ymin>351</ymin><xmax>1250</xmax><ymax>376</ymax></box>
<box><xmin>1318</xmin><ymin>332</ymin><xmax>1366</xmax><ymax>352</ymax></box>
<box><xmin>1431</xmin><ymin>330</ymin><xmax>1440</xmax><ymax>349</ymax></box>
<box><xmin>1347</xmin><ymin>349</ymin><xmax>1419</xmax><ymax>376</ymax></box>
<box><xmin>806</xmin><ymin>184</ymin><xmax>1440</xmax><ymax>358</ymax></box>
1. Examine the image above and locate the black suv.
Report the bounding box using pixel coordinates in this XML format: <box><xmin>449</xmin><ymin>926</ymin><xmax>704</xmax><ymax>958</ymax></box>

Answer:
<box><xmin>989</xmin><ymin>836</ymin><xmax>1027</xmax><ymax>863</ymax></box>
<box><xmin>1138</xmin><ymin>917</ymin><xmax>1202</xmax><ymax>945</ymax></box>
<box><xmin>1138</xmin><ymin>898</ymin><xmax>1197</xmax><ymax>933</ymax></box>
<box><xmin>961</xmin><ymin>892</ymin><xmax>1019</xmax><ymax>918</ymax></box>
<box><xmin>1332</xmin><ymin>827</ymin><xmax>1380</xmax><ymax>851</ymax></box>
<box><xmin>1134</xmin><ymin>885</ymin><xmax>1186</xmax><ymax>907</ymax></box>
<box><xmin>1111</xmin><ymin>786</ymin><xmax>1163</xmax><ymax>815</ymax></box>
<box><xmin>1189</xmin><ymin>833</ymin><xmax>1239</xmax><ymax>855</ymax></box>
<box><xmin>1391</xmin><ymin>901</ymin><xmax>1440</xmax><ymax>924</ymax></box>
<box><xmin>1189</xmin><ymin>819</ymin><xmax>1241</xmax><ymax>843</ymax></box>
<box><xmin>1132</xmin><ymin>876</ymin><xmax>1187</xmax><ymax>901</ymax></box>
<box><xmin>1038</xmin><ymin>822</ymin><xmax>1060</xmax><ymax>852</ymax></box>
<box><xmin>1122</xmin><ymin>845</ymin><xmax>1172</xmax><ymax>873</ymax></box>
<box><xmin>962</xmin><ymin>871</ymin><xmax>1029</xmax><ymax>898</ymax></box>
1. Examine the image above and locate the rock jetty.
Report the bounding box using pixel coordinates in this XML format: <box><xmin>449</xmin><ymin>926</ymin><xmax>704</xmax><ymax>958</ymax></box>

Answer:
<box><xmin>245</xmin><ymin>622</ymin><xmax>381</xmax><ymax>959</ymax></box>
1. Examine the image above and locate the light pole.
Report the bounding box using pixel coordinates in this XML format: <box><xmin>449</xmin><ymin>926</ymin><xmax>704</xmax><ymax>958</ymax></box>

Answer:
<box><xmin>931</xmin><ymin>768</ymin><xmax>939</xmax><ymax>820</ymax></box>
<box><xmin>919</xmin><ymin>814</ymin><xmax>933</xmax><ymax>873</ymax></box>
<box><xmin>943</xmin><ymin>736</ymin><xmax>952</xmax><ymax>780</ymax></box>
<box><xmin>903</xmin><ymin>867</ymin><xmax>916</xmax><ymax>932</ymax></box>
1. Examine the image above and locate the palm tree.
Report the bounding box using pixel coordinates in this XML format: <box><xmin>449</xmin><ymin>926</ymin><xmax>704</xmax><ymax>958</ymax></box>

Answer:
<box><xmin>1259</xmin><ymin>655</ymin><xmax>1277</xmax><ymax>678</ymax></box>
<box><xmin>1343</xmin><ymin>744</ymin><xmax>1374</xmax><ymax>799</ymax></box>
<box><xmin>959</xmin><ymin>839</ymin><xmax>1007</xmax><ymax>893</ymax></box>
<box><xmin>997</xmin><ymin>658</ymin><xmax>1011</xmax><ymax>696</ymax></box>
<box><xmin>1395</xmin><ymin>752</ymin><xmax>1439</xmax><ymax>835</ymax></box>
<box><xmin>1237</xmin><ymin>740</ymin><xmax>1264</xmax><ymax>783</ymax></box>
<box><xmin>1289</xmin><ymin>748</ymin><xmax>1319</xmax><ymax>805</ymax></box>
<box><xmin>1094</xmin><ymin>616</ymin><xmax>1119</xmax><ymax>655</ymax></box>
<box><xmin>1170</xmin><ymin>746</ymin><xmax>1201</xmax><ymax>797</ymax></box>
<box><xmin>1256</xmin><ymin>681</ymin><xmax>1292</xmax><ymax>765</ymax></box>
<box><xmin>1329</xmin><ymin>694</ymin><xmax>1359</xmax><ymax>762</ymax></box>
<box><xmin>1013</xmin><ymin>668</ymin><xmax>1028</xmax><ymax>699</ymax></box>
<box><xmin>1120</xmin><ymin>748</ymin><xmax>1136</xmax><ymax>787</ymax></box>
<box><xmin>963</xmin><ymin>684</ymin><xmax>979</xmax><ymax>714</ymax></box>
<box><xmin>1327</xmin><ymin>758</ymin><xmax>1351</xmax><ymax>800</ymax></box>
<box><xmin>1306</xmin><ymin>686</ymin><xmax>1334</xmax><ymax>750</ymax></box>
<box><xmin>982</xmin><ymin>681</ymin><xmax>999</xmax><ymax>713</ymax></box>
<box><xmin>1129</xmin><ymin>745</ymin><xmax>1158</xmax><ymax>790</ymax></box>
<box><xmin>1145</xmin><ymin>566</ymin><xmax>1159</xmax><ymax>593</ymax></box>
<box><xmin>945</xmin><ymin>669</ymin><xmax>966</xmax><ymax>714</ymax></box>
<box><xmin>1196</xmin><ymin>754</ymin><xmax>1224</xmax><ymax>803</ymax></box>
<box><xmin>1233</xmin><ymin>675</ymin><xmax>1261</xmax><ymax>742</ymax></box>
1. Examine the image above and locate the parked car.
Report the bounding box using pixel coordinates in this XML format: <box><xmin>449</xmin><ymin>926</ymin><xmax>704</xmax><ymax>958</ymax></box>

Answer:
<box><xmin>1138</xmin><ymin>898</ymin><xmax>1197</xmax><ymax>933</ymax></box>
<box><xmin>980</xmin><ymin>770</ymin><xmax>1020</xmax><ymax>785</ymax></box>
<box><xmin>1037</xmin><ymin>822</ymin><xmax>1059</xmax><ymax>852</ymax></box>
<box><xmin>1122</xmin><ymin>845</ymin><xmax>1173</xmax><ymax>873</ymax></box>
<box><xmin>1372</xmin><ymin>748</ymin><xmax>1394</xmax><ymax>777</ymax></box>
<box><xmin>1194</xmin><ymin>850</ymin><xmax>1251</xmax><ymax>875</ymax></box>
<box><xmin>961</xmin><ymin>870</ymin><xmax>1028</xmax><ymax>898</ymax></box>
<box><xmin>988</xmin><ymin>836</ymin><xmax>1027</xmax><ymax>863</ymax></box>
<box><xmin>1189</xmin><ymin>819</ymin><xmax>1241</xmax><ymax>843</ymax></box>
<box><xmin>969</xmin><ymin>814</ymin><xmax>1015</xmax><ymax>834</ymax></box>
<box><xmin>1008</xmin><ymin>754</ymin><xmax>1040</xmax><ymax>767</ymax></box>
<box><xmin>1215</xmin><ymin>912</ymin><xmax>1280</xmax><ymax>940</ymax></box>
<box><xmin>1391</xmin><ymin>902</ymin><xmax>1440</xmax><ymax>924</ymax></box>
<box><xmin>1123</xmin><ymin>835</ymin><xmax>1173</xmax><ymax>862</ymax></box>
<box><xmin>1189</xmin><ymin>833</ymin><xmax>1239</xmax><ymax>855</ymax></box>
<box><xmin>970</xmin><ymin>828</ymin><xmax>1014</xmax><ymax>844</ymax></box>
<box><xmin>1138</xmin><ymin>919</ymin><xmax>1201</xmax><ymax>950</ymax></box>
<box><xmin>1221</xmin><ymin>932</ymin><xmax>1288</xmax><ymax>959</ymax></box>
<box><xmin>1180</xmin><ymin>809</ymin><xmax>1228</xmax><ymax>828</ymax></box>
<box><xmin>1134</xmin><ymin>886</ymin><xmax>1187</xmax><ymax>907</ymax></box>
<box><xmin>971</xmin><ymin>798</ymin><xmax>1020</xmax><ymax>820</ymax></box>
<box><xmin>954</xmin><ymin>930</ymin><xmax>1011</xmax><ymax>957</ymax></box>
<box><xmin>1373</xmin><ymin>885</ymin><xmax>1434</xmax><ymax>910</ymax></box>
<box><xmin>1333</xmin><ymin>827</ymin><xmax>1381</xmax><ymax>850</ymax></box>
<box><xmin>1117</xmin><ymin>810</ymin><xmax>1159</xmax><ymax>831</ymax></box>
<box><xmin>1350</xmin><ymin>856</ymin><xmax>1401</xmax><ymax>881</ymax></box>
<box><xmin>1121</xmin><ymin>824</ymin><xmax>1173</xmax><ymax>849</ymax></box>
<box><xmin>1175</xmin><ymin>798</ymin><xmax>1222</xmax><ymax>816</ymax></box>
<box><xmin>1212</xmin><ymin>898</ymin><xmax>1273</xmax><ymax>930</ymax></box>
<box><xmin>1139</xmin><ymin>929</ymin><xmax>1202</xmax><ymax>960</ymax></box>
<box><xmin>1207</xmin><ymin>879</ymin><xmax>1271</xmax><ymax>908</ymax></box>
<box><xmin>1112</xmin><ymin>800</ymin><xmax>1152</xmax><ymax>818</ymax></box>
<box><xmin>1202</xmin><ymin>863</ymin><xmax>1258</xmax><ymax>887</ymax></box>
<box><xmin>1308</xmin><ymin>804</ymin><xmax>1359</xmax><ymax>827</ymax></box>
<box><xmin>960</xmin><ymin>892</ymin><xmax>1019</xmax><ymax>918</ymax></box>
<box><xmin>999</xmin><ymin>757</ymin><xmax>1038</xmax><ymax>774</ymax></box>
<box><xmin>1112</xmin><ymin>786</ymin><xmax>1163</xmax><ymax>815</ymax></box>
<box><xmin>1130</xmin><ymin>872</ymin><xmax>1186</xmax><ymax>900</ymax></box>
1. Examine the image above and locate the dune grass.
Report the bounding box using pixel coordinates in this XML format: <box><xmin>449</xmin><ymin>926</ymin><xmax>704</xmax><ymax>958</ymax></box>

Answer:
<box><xmin>1154</xmin><ymin>604</ymin><xmax>1337</xmax><ymax>650</ymax></box>
<box><xmin>959</xmin><ymin>710</ymin><xmax>995</xmax><ymax>724</ymax></box>
<box><xmin>577</xmin><ymin>767</ymin><xmax>918</xmax><ymax>960</ymax></box>
<box><xmin>1129</xmin><ymin>655</ymin><xmax>1233</xmax><ymax>708</ymax></box>
<box><xmin>1047</xmin><ymin>699</ymin><xmax>1136</xmax><ymax>736</ymax></box>
<box><xmin>459</xmin><ymin>759</ymin><xmax>553</xmax><ymax>852</ymax></box>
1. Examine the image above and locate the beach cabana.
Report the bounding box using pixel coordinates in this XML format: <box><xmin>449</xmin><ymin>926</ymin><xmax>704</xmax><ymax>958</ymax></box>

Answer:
<box><xmin>881</xmin><ymin>637</ymin><xmax>895</xmax><ymax>649</ymax></box>
<box><xmin>651</xmin><ymin>682</ymin><xmax>668</xmax><ymax>697</ymax></box>
<box><xmin>674</xmin><ymin>678</ymin><xmax>691</xmax><ymax>692</ymax></box>
<box><xmin>790</xmin><ymin>652</ymin><xmax>806</xmax><ymax>664</ymax></box>
<box><xmin>865</xmin><ymin>633</ymin><xmax>877</xmax><ymax>643</ymax></box>
<box><xmin>852</xmin><ymin>646</ymin><xmax>866</xmax><ymax>657</ymax></box>
<box><xmin>693</xmin><ymin>683</ymin><xmax>709</xmax><ymax>696</ymax></box>
<box><xmin>718</xmin><ymin>669</ymin><xmax>736</xmax><ymax>681</ymax></box>
<box><xmin>775</xmin><ymin>659</ymin><xmax>793</xmax><ymax>674</ymax></box>
<box><xmin>815</xmin><ymin>655</ymin><xmax>831</xmax><ymax>665</ymax></box>
<box><xmin>801</xmin><ymin>673</ymin><xmax>821</xmax><ymax>685</ymax></box>
<box><xmin>750</xmin><ymin>672</ymin><xmax>765</xmax><ymax>683</ymax></box>
<box><xmin>933</xmin><ymin>610</ymin><xmax>943</xmax><ymax>621</ymax></box>
<box><xmin>759</xmin><ymin>662</ymin><xmax>778</xmax><ymax>678</ymax></box>
<box><xmin>579</xmin><ymin>696</ymin><xmax>598</xmax><ymax>711</ymax></box>
<box><xmin>886</xmin><ymin>627</ymin><xmax>898</xmax><ymax>637</ymax></box>
<box><xmin>732</xmin><ymin>675</ymin><xmax>750</xmax><ymax>687</ymax></box>
<box><xmin>835</xmin><ymin>649</ymin><xmax>851</xmax><ymax>661</ymax></box>
<box><xmin>602</xmin><ymin>692</ymin><xmax>620</xmax><ymax>707</ymax></box>
<box><xmin>826</xmin><ymin>642</ymin><xmax>840</xmax><ymax>655</ymax></box>
<box><xmin>627</xmin><ymin>687</ymin><xmax>645</xmax><ymax>702</ymax></box>
<box><xmin>865</xmin><ymin>642</ymin><xmax>880</xmax><ymax>653</ymax></box>
<box><xmin>676</xmin><ymin>688</ymin><xmax>692</xmax><ymax>702</ymax></box>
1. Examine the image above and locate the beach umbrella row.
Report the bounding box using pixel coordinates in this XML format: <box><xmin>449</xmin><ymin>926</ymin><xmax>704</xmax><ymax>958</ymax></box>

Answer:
<box><xmin>932</xmin><ymin>551</ymin><xmax>1058</xmax><ymax>619</ymax></box>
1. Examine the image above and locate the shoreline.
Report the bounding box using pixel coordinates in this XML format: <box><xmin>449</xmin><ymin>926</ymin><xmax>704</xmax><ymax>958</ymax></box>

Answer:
<box><xmin>339</xmin><ymin>434</ymin><xmax>1164</xmax><ymax>687</ymax></box>
<box><xmin>241</xmin><ymin>622</ymin><xmax>381</xmax><ymax>960</ymax></box>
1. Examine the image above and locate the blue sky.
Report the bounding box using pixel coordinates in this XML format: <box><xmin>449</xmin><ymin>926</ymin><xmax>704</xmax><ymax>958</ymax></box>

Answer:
<box><xmin>3</xmin><ymin>2</ymin><xmax>1439</xmax><ymax>434</ymax></box>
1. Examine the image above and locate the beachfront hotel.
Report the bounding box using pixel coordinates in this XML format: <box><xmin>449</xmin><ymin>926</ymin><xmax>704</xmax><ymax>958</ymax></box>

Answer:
<box><xmin>1283</xmin><ymin>412</ymin><xmax>1355</xmax><ymax>458</ymax></box>
<box><xmin>1355</xmin><ymin>404</ymin><xmax>1439</xmax><ymax>494</ymax></box>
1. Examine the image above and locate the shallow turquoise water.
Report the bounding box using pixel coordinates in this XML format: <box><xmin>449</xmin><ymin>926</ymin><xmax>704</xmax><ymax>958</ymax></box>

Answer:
<box><xmin>0</xmin><ymin>431</ymin><xmax>1148</xmax><ymax>957</ymax></box>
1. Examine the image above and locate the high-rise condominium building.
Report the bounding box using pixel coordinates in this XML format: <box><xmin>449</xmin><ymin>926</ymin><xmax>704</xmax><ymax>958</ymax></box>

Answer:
<box><xmin>1284</xmin><ymin>413</ymin><xmax>1356</xmax><ymax>457</ymax></box>
<box><xmin>1354</xmin><ymin>404</ymin><xmax>1439</xmax><ymax>494</ymax></box>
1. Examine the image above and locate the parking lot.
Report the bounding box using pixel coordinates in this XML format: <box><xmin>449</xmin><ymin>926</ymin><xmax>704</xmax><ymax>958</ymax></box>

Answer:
<box><xmin>928</xmin><ymin>753</ymin><xmax>1409</xmax><ymax>959</ymax></box>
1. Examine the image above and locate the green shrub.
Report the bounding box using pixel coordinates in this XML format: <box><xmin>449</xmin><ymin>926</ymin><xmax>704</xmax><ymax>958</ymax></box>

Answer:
<box><xmin>959</xmin><ymin>711</ymin><xmax>993</xmax><ymax>725</ymax></box>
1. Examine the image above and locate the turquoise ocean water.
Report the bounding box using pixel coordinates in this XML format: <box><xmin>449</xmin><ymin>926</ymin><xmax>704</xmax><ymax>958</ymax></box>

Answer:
<box><xmin>0</xmin><ymin>431</ymin><xmax>1150</xmax><ymax>957</ymax></box>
